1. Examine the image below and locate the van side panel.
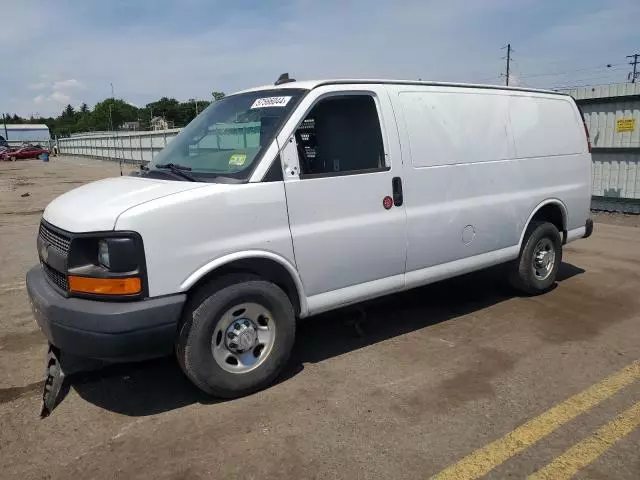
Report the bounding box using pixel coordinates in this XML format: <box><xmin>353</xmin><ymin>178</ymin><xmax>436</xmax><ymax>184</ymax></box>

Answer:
<box><xmin>509</xmin><ymin>95</ymin><xmax>591</xmax><ymax>231</ymax></box>
<box><xmin>395</xmin><ymin>87</ymin><xmax>519</xmax><ymax>272</ymax></box>
<box><xmin>390</xmin><ymin>85</ymin><xmax>590</xmax><ymax>279</ymax></box>
<box><xmin>401</xmin><ymin>91</ymin><xmax>514</xmax><ymax>168</ymax></box>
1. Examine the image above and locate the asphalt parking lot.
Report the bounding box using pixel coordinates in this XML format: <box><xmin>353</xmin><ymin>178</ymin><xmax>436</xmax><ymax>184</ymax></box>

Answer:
<box><xmin>1</xmin><ymin>156</ymin><xmax>639</xmax><ymax>480</ymax></box>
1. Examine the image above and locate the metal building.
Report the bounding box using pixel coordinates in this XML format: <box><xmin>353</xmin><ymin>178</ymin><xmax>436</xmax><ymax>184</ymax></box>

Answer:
<box><xmin>0</xmin><ymin>124</ymin><xmax>51</xmax><ymax>146</ymax></box>
<box><xmin>564</xmin><ymin>83</ymin><xmax>640</xmax><ymax>213</ymax></box>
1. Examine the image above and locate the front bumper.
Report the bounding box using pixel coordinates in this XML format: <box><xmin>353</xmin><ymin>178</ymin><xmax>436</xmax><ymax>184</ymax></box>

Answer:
<box><xmin>26</xmin><ymin>265</ymin><xmax>186</xmax><ymax>360</ymax></box>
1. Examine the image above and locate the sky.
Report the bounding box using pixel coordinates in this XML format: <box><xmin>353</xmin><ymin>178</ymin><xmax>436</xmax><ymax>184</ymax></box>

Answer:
<box><xmin>1</xmin><ymin>0</ymin><xmax>639</xmax><ymax>117</ymax></box>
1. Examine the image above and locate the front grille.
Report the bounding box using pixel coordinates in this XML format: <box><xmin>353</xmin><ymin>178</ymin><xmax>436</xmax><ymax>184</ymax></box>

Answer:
<box><xmin>39</xmin><ymin>221</ymin><xmax>70</xmax><ymax>291</ymax></box>
<box><xmin>39</xmin><ymin>222</ymin><xmax>71</xmax><ymax>255</ymax></box>
<box><xmin>42</xmin><ymin>262</ymin><xmax>68</xmax><ymax>291</ymax></box>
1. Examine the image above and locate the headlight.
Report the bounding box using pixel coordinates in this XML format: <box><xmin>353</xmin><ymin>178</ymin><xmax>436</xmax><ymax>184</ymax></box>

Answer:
<box><xmin>98</xmin><ymin>240</ymin><xmax>110</xmax><ymax>269</ymax></box>
<box><xmin>67</xmin><ymin>235</ymin><xmax>145</xmax><ymax>297</ymax></box>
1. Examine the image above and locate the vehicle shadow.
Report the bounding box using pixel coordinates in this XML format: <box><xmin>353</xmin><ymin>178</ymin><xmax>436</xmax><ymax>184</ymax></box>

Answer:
<box><xmin>71</xmin><ymin>262</ymin><xmax>584</xmax><ymax>417</ymax></box>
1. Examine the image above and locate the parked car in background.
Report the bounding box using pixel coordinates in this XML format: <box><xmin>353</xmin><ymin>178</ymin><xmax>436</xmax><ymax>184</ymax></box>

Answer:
<box><xmin>0</xmin><ymin>144</ymin><xmax>49</xmax><ymax>161</ymax></box>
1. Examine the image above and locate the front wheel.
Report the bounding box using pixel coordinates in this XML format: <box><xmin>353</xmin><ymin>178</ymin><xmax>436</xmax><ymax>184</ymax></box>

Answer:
<box><xmin>176</xmin><ymin>276</ymin><xmax>296</xmax><ymax>398</ymax></box>
<box><xmin>509</xmin><ymin>221</ymin><xmax>562</xmax><ymax>295</ymax></box>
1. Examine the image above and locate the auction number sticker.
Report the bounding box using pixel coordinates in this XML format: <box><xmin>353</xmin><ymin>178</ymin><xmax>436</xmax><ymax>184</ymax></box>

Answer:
<box><xmin>250</xmin><ymin>96</ymin><xmax>292</xmax><ymax>109</ymax></box>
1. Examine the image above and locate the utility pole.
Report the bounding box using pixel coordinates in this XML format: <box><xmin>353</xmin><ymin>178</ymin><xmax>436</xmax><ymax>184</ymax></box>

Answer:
<box><xmin>504</xmin><ymin>43</ymin><xmax>512</xmax><ymax>86</ymax></box>
<box><xmin>108</xmin><ymin>82</ymin><xmax>116</xmax><ymax>133</ymax></box>
<box><xmin>627</xmin><ymin>53</ymin><xmax>640</xmax><ymax>83</ymax></box>
<box><xmin>2</xmin><ymin>113</ymin><xmax>8</xmax><ymax>141</ymax></box>
<box><xmin>109</xmin><ymin>82</ymin><xmax>122</xmax><ymax>175</ymax></box>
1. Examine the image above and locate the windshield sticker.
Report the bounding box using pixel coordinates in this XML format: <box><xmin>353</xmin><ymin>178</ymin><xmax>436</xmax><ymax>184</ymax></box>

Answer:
<box><xmin>229</xmin><ymin>153</ymin><xmax>247</xmax><ymax>166</ymax></box>
<box><xmin>250</xmin><ymin>96</ymin><xmax>292</xmax><ymax>109</ymax></box>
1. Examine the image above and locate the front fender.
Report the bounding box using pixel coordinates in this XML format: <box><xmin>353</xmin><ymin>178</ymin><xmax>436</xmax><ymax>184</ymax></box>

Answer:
<box><xmin>180</xmin><ymin>250</ymin><xmax>309</xmax><ymax>317</ymax></box>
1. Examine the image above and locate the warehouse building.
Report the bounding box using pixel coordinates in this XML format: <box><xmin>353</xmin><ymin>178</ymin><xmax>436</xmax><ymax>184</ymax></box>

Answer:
<box><xmin>564</xmin><ymin>83</ymin><xmax>640</xmax><ymax>213</ymax></box>
<box><xmin>0</xmin><ymin>124</ymin><xmax>51</xmax><ymax>146</ymax></box>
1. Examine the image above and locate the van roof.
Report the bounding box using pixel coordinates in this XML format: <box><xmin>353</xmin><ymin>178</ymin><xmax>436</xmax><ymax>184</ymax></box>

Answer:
<box><xmin>235</xmin><ymin>79</ymin><xmax>569</xmax><ymax>97</ymax></box>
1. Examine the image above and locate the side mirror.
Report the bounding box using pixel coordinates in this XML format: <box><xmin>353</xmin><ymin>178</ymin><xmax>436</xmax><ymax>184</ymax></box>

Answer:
<box><xmin>280</xmin><ymin>135</ymin><xmax>300</xmax><ymax>177</ymax></box>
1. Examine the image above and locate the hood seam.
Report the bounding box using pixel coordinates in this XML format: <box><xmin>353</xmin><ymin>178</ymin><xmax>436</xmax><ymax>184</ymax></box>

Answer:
<box><xmin>113</xmin><ymin>183</ymin><xmax>210</xmax><ymax>229</ymax></box>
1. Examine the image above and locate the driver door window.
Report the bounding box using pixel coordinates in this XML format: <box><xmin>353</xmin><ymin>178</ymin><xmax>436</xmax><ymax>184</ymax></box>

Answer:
<box><xmin>295</xmin><ymin>95</ymin><xmax>387</xmax><ymax>177</ymax></box>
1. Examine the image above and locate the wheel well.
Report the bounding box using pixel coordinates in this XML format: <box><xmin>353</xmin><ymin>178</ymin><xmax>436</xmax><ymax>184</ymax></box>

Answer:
<box><xmin>188</xmin><ymin>258</ymin><xmax>302</xmax><ymax>315</ymax></box>
<box><xmin>529</xmin><ymin>203</ymin><xmax>566</xmax><ymax>237</ymax></box>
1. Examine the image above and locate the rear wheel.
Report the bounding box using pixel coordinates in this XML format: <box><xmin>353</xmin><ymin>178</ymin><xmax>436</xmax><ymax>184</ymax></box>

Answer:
<box><xmin>176</xmin><ymin>276</ymin><xmax>296</xmax><ymax>398</ymax></box>
<box><xmin>510</xmin><ymin>221</ymin><xmax>562</xmax><ymax>295</ymax></box>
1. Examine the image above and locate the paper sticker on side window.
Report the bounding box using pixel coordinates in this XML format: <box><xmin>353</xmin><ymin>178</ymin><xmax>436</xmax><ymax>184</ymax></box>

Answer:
<box><xmin>250</xmin><ymin>96</ymin><xmax>292</xmax><ymax>109</ymax></box>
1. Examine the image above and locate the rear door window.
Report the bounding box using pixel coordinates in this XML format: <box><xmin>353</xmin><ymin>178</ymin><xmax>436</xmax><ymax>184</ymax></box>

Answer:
<box><xmin>509</xmin><ymin>95</ymin><xmax>582</xmax><ymax>158</ymax></box>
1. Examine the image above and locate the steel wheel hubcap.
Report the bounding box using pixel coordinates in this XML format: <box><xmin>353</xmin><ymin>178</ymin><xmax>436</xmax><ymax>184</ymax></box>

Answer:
<box><xmin>532</xmin><ymin>238</ymin><xmax>555</xmax><ymax>281</ymax></box>
<box><xmin>212</xmin><ymin>302</ymin><xmax>276</xmax><ymax>374</ymax></box>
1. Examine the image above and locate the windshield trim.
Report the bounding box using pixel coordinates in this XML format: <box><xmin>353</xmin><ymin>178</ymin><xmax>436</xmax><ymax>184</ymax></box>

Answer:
<box><xmin>147</xmin><ymin>88</ymin><xmax>309</xmax><ymax>184</ymax></box>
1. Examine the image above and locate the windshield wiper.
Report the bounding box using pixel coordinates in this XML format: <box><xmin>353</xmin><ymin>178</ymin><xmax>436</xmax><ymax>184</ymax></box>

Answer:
<box><xmin>155</xmin><ymin>163</ymin><xmax>198</xmax><ymax>182</ymax></box>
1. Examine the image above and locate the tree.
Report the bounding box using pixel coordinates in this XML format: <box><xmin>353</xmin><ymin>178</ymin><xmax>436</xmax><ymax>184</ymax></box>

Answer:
<box><xmin>92</xmin><ymin>98</ymin><xmax>138</xmax><ymax>130</ymax></box>
<box><xmin>4</xmin><ymin>94</ymin><xmax>216</xmax><ymax>137</ymax></box>
<box><xmin>179</xmin><ymin>99</ymin><xmax>211</xmax><ymax>125</ymax></box>
<box><xmin>61</xmin><ymin>104</ymin><xmax>76</xmax><ymax>120</ymax></box>
<box><xmin>146</xmin><ymin>97</ymin><xmax>181</xmax><ymax>127</ymax></box>
<box><xmin>212</xmin><ymin>91</ymin><xmax>225</xmax><ymax>101</ymax></box>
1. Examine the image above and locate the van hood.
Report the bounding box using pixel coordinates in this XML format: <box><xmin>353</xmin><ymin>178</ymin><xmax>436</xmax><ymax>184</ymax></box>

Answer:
<box><xmin>43</xmin><ymin>176</ymin><xmax>208</xmax><ymax>232</ymax></box>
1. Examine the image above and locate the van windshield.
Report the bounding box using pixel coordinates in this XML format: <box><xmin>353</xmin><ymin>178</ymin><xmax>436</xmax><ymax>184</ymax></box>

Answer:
<box><xmin>148</xmin><ymin>89</ymin><xmax>305</xmax><ymax>181</ymax></box>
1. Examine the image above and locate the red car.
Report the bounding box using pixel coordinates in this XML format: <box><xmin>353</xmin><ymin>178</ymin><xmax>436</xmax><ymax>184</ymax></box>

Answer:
<box><xmin>0</xmin><ymin>145</ymin><xmax>49</xmax><ymax>161</ymax></box>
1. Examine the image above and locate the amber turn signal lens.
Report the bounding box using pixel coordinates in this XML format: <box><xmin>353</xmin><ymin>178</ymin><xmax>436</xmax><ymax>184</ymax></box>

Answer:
<box><xmin>68</xmin><ymin>276</ymin><xmax>142</xmax><ymax>295</ymax></box>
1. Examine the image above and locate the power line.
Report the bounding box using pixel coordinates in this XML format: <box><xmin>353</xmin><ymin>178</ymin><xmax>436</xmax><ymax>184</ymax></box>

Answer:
<box><xmin>546</xmin><ymin>69</ymin><xmax>631</xmax><ymax>85</ymax></box>
<box><xmin>519</xmin><ymin>64</ymin><xmax>625</xmax><ymax>79</ymax></box>
<box><xmin>548</xmin><ymin>75</ymin><xmax>630</xmax><ymax>89</ymax></box>
<box><xmin>552</xmin><ymin>82</ymin><xmax>615</xmax><ymax>91</ymax></box>
<box><xmin>475</xmin><ymin>61</ymin><xmax>621</xmax><ymax>85</ymax></box>
<box><xmin>627</xmin><ymin>53</ymin><xmax>640</xmax><ymax>83</ymax></box>
<box><xmin>424</xmin><ymin>54</ymin><xmax>626</xmax><ymax>87</ymax></box>
<box><xmin>510</xmin><ymin>63</ymin><xmax>532</xmax><ymax>88</ymax></box>
<box><xmin>515</xmin><ymin>57</ymin><xmax>589</xmax><ymax>69</ymax></box>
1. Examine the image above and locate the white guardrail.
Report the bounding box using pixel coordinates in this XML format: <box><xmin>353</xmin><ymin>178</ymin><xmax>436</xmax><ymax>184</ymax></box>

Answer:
<box><xmin>57</xmin><ymin>129</ymin><xmax>182</xmax><ymax>164</ymax></box>
<box><xmin>56</xmin><ymin>128</ymin><xmax>640</xmax><ymax>214</ymax></box>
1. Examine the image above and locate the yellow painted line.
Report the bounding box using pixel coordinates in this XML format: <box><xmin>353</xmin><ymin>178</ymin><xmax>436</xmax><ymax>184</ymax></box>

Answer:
<box><xmin>431</xmin><ymin>361</ymin><xmax>640</xmax><ymax>480</ymax></box>
<box><xmin>529</xmin><ymin>401</ymin><xmax>640</xmax><ymax>480</ymax></box>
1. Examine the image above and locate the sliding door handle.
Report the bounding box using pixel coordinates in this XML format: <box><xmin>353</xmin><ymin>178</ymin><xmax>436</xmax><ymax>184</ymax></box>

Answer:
<box><xmin>392</xmin><ymin>177</ymin><xmax>403</xmax><ymax>207</ymax></box>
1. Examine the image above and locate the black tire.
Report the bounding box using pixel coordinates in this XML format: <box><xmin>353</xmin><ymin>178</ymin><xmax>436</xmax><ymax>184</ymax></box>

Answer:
<box><xmin>510</xmin><ymin>221</ymin><xmax>562</xmax><ymax>295</ymax></box>
<box><xmin>176</xmin><ymin>275</ymin><xmax>296</xmax><ymax>398</ymax></box>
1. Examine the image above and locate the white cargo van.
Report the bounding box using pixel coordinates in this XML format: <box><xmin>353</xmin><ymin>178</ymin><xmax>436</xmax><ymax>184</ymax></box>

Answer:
<box><xmin>27</xmin><ymin>79</ymin><xmax>593</xmax><ymax>398</ymax></box>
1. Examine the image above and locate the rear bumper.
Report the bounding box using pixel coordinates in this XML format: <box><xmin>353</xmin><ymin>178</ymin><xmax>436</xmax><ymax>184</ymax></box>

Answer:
<box><xmin>584</xmin><ymin>218</ymin><xmax>594</xmax><ymax>238</ymax></box>
<box><xmin>26</xmin><ymin>265</ymin><xmax>186</xmax><ymax>360</ymax></box>
<box><xmin>565</xmin><ymin>218</ymin><xmax>594</xmax><ymax>244</ymax></box>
